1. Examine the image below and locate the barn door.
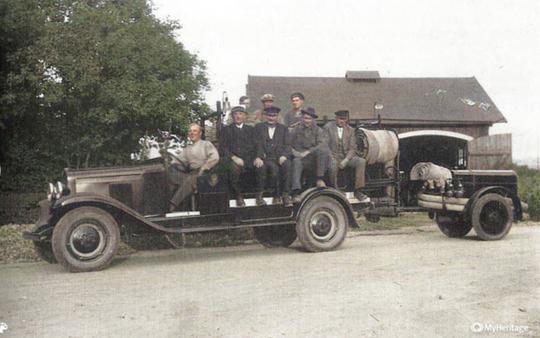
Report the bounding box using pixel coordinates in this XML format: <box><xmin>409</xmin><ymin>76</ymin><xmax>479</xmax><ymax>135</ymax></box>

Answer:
<box><xmin>468</xmin><ymin>133</ymin><xmax>512</xmax><ymax>169</ymax></box>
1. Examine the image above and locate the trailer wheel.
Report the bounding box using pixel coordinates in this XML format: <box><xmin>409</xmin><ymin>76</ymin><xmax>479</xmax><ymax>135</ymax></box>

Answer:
<box><xmin>33</xmin><ymin>241</ymin><xmax>57</xmax><ymax>264</ymax></box>
<box><xmin>296</xmin><ymin>196</ymin><xmax>348</xmax><ymax>252</ymax></box>
<box><xmin>435</xmin><ymin>213</ymin><xmax>472</xmax><ymax>238</ymax></box>
<box><xmin>52</xmin><ymin>206</ymin><xmax>120</xmax><ymax>272</ymax></box>
<box><xmin>471</xmin><ymin>193</ymin><xmax>513</xmax><ymax>241</ymax></box>
<box><xmin>254</xmin><ymin>225</ymin><xmax>297</xmax><ymax>248</ymax></box>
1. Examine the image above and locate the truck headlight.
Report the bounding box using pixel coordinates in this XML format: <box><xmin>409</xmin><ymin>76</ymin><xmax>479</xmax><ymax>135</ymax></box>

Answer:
<box><xmin>55</xmin><ymin>181</ymin><xmax>65</xmax><ymax>199</ymax></box>
<box><xmin>47</xmin><ymin>183</ymin><xmax>56</xmax><ymax>201</ymax></box>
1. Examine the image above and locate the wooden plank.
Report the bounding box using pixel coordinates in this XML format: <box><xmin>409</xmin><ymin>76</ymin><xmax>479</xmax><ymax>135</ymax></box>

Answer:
<box><xmin>468</xmin><ymin>133</ymin><xmax>512</xmax><ymax>169</ymax></box>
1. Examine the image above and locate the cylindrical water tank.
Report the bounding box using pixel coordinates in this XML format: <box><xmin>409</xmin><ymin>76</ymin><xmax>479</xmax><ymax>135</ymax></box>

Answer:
<box><xmin>356</xmin><ymin>128</ymin><xmax>399</xmax><ymax>164</ymax></box>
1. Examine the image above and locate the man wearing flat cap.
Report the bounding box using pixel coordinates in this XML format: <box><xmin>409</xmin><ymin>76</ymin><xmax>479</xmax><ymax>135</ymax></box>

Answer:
<box><xmin>254</xmin><ymin>106</ymin><xmax>293</xmax><ymax>207</ymax></box>
<box><xmin>324</xmin><ymin>110</ymin><xmax>368</xmax><ymax>201</ymax></box>
<box><xmin>219</xmin><ymin>105</ymin><xmax>257</xmax><ymax>206</ymax></box>
<box><xmin>250</xmin><ymin>93</ymin><xmax>275</xmax><ymax>126</ymax></box>
<box><xmin>289</xmin><ymin>107</ymin><xmax>331</xmax><ymax>203</ymax></box>
<box><xmin>284</xmin><ymin>92</ymin><xmax>305</xmax><ymax>128</ymax></box>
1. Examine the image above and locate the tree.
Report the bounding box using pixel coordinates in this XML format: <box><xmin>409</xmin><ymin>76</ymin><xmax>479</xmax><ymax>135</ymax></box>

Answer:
<box><xmin>0</xmin><ymin>0</ymin><xmax>209</xmax><ymax>191</ymax></box>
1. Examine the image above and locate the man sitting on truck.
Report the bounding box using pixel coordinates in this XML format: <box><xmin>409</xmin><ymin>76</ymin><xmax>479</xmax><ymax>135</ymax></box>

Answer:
<box><xmin>219</xmin><ymin>106</ymin><xmax>257</xmax><ymax>207</ymax></box>
<box><xmin>254</xmin><ymin>106</ymin><xmax>293</xmax><ymax>207</ymax></box>
<box><xmin>289</xmin><ymin>107</ymin><xmax>331</xmax><ymax>203</ymax></box>
<box><xmin>168</xmin><ymin>123</ymin><xmax>220</xmax><ymax>212</ymax></box>
<box><xmin>324</xmin><ymin>110</ymin><xmax>368</xmax><ymax>202</ymax></box>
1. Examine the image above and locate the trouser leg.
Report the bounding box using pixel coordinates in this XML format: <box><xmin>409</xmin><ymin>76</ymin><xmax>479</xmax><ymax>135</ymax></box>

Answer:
<box><xmin>313</xmin><ymin>148</ymin><xmax>331</xmax><ymax>177</ymax></box>
<box><xmin>328</xmin><ymin>156</ymin><xmax>339</xmax><ymax>188</ymax></box>
<box><xmin>265</xmin><ymin>161</ymin><xmax>280</xmax><ymax>196</ymax></box>
<box><xmin>229</xmin><ymin>162</ymin><xmax>243</xmax><ymax>195</ymax></box>
<box><xmin>348</xmin><ymin>156</ymin><xmax>366</xmax><ymax>189</ymax></box>
<box><xmin>255</xmin><ymin>163</ymin><xmax>267</xmax><ymax>193</ymax></box>
<box><xmin>279</xmin><ymin>159</ymin><xmax>291</xmax><ymax>195</ymax></box>
<box><xmin>170</xmin><ymin>171</ymin><xmax>198</xmax><ymax>208</ymax></box>
<box><xmin>291</xmin><ymin>157</ymin><xmax>304</xmax><ymax>191</ymax></box>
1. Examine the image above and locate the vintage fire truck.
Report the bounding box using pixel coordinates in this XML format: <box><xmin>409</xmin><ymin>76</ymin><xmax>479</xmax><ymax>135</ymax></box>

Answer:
<box><xmin>24</xmin><ymin>107</ymin><xmax>523</xmax><ymax>272</ymax></box>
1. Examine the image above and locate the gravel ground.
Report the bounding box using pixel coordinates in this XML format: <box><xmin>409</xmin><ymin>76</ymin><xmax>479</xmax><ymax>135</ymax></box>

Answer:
<box><xmin>0</xmin><ymin>223</ymin><xmax>538</xmax><ymax>337</ymax></box>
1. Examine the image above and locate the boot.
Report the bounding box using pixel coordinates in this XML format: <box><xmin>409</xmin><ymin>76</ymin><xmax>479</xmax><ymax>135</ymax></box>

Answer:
<box><xmin>236</xmin><ymin>193</ymin><xmax>245</xmax><ymax>207</ymax></box>
<box><xmin>256</xmin><ymin>192</ymin><xmax>266</xmax><ymax>206</ymax></box>
<box><xmin>316</xmin><ymin>178</ymin><xmax>326</xmax><ymax>188</ymax></box>
<box><xmin>354</xmin><ymin>190</ymin><xmax>369</xmax><ymax>202</ymax></box>
<box><xmin>282</xmin><ymin>195</ymin><xmax>293</xmax><ymax>207</ymax></box>
<box><xmin>272</xmin><ymin>196</ymin><xmax>282</xmax><ymax>205</ymax></box>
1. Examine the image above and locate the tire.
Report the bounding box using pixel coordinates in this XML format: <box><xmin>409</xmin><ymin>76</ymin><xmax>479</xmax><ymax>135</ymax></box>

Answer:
<box><xmin>296</xmin><ymin>196</ymin><xmax>348</xmax><ymax>252</ymax></box>
<box><xmin>471</xmin><ymin>193</ymin><xmax>513</xmax><ymax>241</ymax></box>
<box><xmin>254</xmin><ymin>225</ymin><xmax>297</xmax><ymax>248</ymax></box>
<box><xmin>52</xmin><ymin>206</ymin><xmax>120</xmax><ymax>272</ymax></box>
<box><xmin>33</xmin><ymin>241</ymin><xmax>58</xmax><ymax>264</ymax></box>
<box><xmin>435</xmin><ymin>213</ymin><xmax>472</xmax><ymax>238</ymax></box>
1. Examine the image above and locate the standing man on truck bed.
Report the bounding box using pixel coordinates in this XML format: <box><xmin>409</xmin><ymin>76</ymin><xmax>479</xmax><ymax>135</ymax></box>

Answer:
<box><xmin>324</xmin><ymin>110</ymin><xmax>368</xmax><ymax>202</ymax></box>
<box><xmin>284</xmin><ymin>92</ymin><xmax>305</xmax><ymax>128</ymax></box>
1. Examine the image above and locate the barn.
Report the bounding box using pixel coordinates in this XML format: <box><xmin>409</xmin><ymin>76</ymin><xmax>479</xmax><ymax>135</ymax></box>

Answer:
<box><xmin>246</xmin><ymin>71</ymin><xmax>512</xmax><ymax>171</ymax></box>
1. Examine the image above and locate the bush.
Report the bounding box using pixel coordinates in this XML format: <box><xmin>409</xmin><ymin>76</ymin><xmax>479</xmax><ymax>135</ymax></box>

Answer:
<box><xmin>513</xmin><ymin>164</ymin><xmax>540</xmax><ymax>220</ymax></box>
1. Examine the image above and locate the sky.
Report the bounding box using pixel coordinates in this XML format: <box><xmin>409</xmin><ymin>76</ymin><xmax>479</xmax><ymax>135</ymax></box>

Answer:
<box><xmin>152</xmin><ymin>0</ymin><xmax>540</xmax><ymax>162</ymax></box>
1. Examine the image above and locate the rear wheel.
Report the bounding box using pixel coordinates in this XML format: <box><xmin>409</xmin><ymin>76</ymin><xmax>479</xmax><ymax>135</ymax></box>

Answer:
<box><xmin>254</xmin><ymin>225</ymin><xmax>297</xmax><ymax>248</ymax></box>
<box><xmin>435</xmin><ymin>213</ymin><xmax>472</xmax><ymax>238</ymax></box>
<box><xmin>296</xmin><ymin>196</ymin><xmax>348</xmax><ymax>252</ymax></box>
<box><xmin>471</xmin><ymin>193</ymin><xmax>513</xmax><ymax>241</ymax></box>
<box><xmin>52</xmin><ymin>206</ymin><xmax>120</xmax><ymax>272</ymax></box>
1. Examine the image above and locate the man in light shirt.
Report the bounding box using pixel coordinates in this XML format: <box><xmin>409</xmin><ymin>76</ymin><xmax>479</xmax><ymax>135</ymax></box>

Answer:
<box><xmin>168</xmin><ymin>123</ymin><xmax>220</xmax><ymax>211</ymax></box>
<box><xmin>254</xmin><ymin>106</ymin><xmax>292</xmax><ymax>207</ymax></box>
<box><xmin>324</xmin><ymin>110</ymin><xmax>367</xmax><ymax>201</ymax></box>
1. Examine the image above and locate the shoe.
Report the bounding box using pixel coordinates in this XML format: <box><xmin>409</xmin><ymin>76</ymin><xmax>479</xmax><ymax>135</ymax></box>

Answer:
<box><xmin>354</xmin><ymin>190</ymin><xmax>369</xmax><ymax>202</ymax></box>
<box><xmin>292</xmin><ymin>195</ymin><xmax>302</xmax><ymax>204</ymax></box>
<box><xmin>282</xmin><ymin>195</ymin><xmax>293</xmax><ymax>207</ymax></box>
<box><xmin>256</xmin><ymin>193</ymin><xmax>266</xmax><ymax>206</ymax></box>
<box><xmin>236</xmin><ymin>194</ymin><xmax>245</xmax><ymax>207</ymax></box>
<box><xmin>272</xmin><ymin>196</ymin><xmax>282</xmax><ymax>205</ymax></box>
<box><xmin>316</xmin><ymin>179</ymin><xmax>326</xmax><ymax>188</ymax></box>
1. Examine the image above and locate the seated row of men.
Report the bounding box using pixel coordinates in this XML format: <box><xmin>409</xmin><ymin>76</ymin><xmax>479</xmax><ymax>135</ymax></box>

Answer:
<box><xmin>168</xmin><ymin>102</ymin><xmax>367</xmax><ymax>212</ymax></box>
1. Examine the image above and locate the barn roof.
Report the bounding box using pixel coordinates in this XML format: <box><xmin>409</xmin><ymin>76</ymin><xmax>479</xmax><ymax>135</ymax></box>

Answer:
<box><xmin>246</xmin><ymin>74</ymin><xmax>506</xmax><ymax>125</ymax></box>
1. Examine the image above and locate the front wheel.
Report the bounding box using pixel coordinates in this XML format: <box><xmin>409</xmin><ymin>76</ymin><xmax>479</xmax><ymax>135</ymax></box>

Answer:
<box><xmin>471</xmin><ymin>193</ymin><xmax>513</xmax><ymax>241</ymax></box>
<box><xmin>254</xmin><ymin>225</ymin><xmax>297</xmax><ymax>248</ymax></box>
<box><xmin>52</xmin><ymin>206</ymin><xmax>120</xmax><ymax>272</ymax></box>
<box><xmin>296</xmin><ymin>196</ymin><xmax>348</xmax><ymax>252</ymax></box>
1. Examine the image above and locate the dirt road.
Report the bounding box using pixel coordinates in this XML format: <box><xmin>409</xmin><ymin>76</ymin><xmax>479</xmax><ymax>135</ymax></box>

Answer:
<box><xmin>1</xmin><ymin>225</ymin><xmax>539</xmax><ymax>337</ymax></box>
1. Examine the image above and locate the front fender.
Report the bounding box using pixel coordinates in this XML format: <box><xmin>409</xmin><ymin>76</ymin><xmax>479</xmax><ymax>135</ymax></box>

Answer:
<box><xmin>49</xmin><ymin>193</ymin><xmax>173</xmax><ymax>233</ymax></box>
<box><xmin>295</xmin><ymin>187</ymin><xmax>358</xmax><ymax>227</ymax></box>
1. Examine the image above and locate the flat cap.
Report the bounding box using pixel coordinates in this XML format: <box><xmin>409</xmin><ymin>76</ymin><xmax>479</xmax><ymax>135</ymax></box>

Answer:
<box><xmin>260</xmin><ymin>93</ymin><xmax>275</xmax><ymax>102</ymax></box>
<box><xmin>290</xmin><ymin>92</ymin><xmax>305</xmax><ymax>101</ymax></box>
<box><xmin>334</xmin><ymin>110</ymin><xmax>349</xmax><ymax>118</ymax></box>
<box><xmin>263</xmin><ymin>106</ymin><xmax>281</xmax><ymax>115</ymax></box>
<box><xmin>301</xmin><ymin>107</ymin><xmax>317</xmax><ymax>118</ymax></box>
<box><xmin>231</xmin><ymin>106</ymin><xmax>246</xmax><ymax>114</ymax></box>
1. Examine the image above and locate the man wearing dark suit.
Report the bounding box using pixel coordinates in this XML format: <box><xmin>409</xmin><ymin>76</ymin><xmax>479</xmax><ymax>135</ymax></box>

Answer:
<box><xmin>324</xmin><ymin>110</ymin><xmax>368</xmax><ymax>201</ymax></box>
<box><xmin>254</xmin><ymin>106</ymin><xmax>292</xmax><ymax>207</ymax></box>
<box><xmin>219</xmin><ymin>106</ymin><xmax>256</xmax><ymax>206</ymax></box>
